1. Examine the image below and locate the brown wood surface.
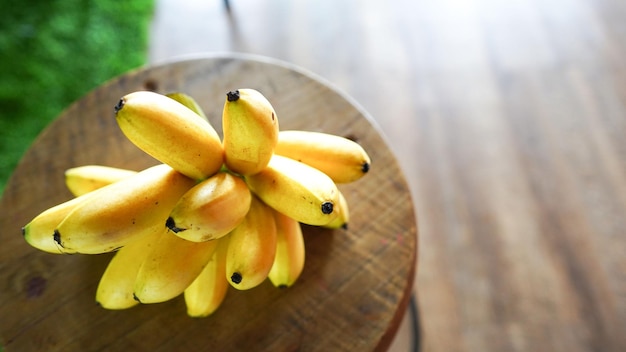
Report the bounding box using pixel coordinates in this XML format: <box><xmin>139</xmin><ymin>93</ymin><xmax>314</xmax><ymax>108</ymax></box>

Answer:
<box><xmin>0</xmin><ymin>55</ymin><xmax>418</xmax><ymax>351</ymax></box>
<box><xmin>150</xmin><ymin>1</ymin><xmax>626</xmax><ymax>351</ymax></box>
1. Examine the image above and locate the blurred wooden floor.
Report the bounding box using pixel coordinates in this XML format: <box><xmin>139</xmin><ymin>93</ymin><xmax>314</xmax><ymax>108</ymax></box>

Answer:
<box><xmin>149</xmin><ymin>0</ymin><xmax>626</xmax><ymax>351</ymax></box>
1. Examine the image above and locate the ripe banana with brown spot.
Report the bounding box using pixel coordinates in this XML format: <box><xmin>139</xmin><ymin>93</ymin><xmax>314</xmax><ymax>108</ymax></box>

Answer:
<box><xmin>222</xmin><ymin>89</ymin><xmax>279</xmax><ymax>175</ymax></box>
<box><xmin>184</xmin><ymin>235</ymin><xmax>230</xmax><ymax>317</ymax></box>
<box><xmin>274</xmin><ymin>130</ymin><xmax>371</xmax><ymax>183</ymax></box>
<box><xmin>95</xmin><ymin>229</ymin><xmax>162</xmax><ymax>309</ymax></box>
<box><xmin>226</xmin><ymin>195</ymin><xmax>277</xmax><ymax>290</ymax></box>
<box><xmin>54</xmin><ymin>164</ymin><xmax>196</xmax><ymax>254</ymax></box>
<box><xmin>133</xmin><ymin>230</ymin><xmax>219</xmax><ymax>304</ymax></box>
<box><xmin>268</xmin><ymin>209</ymin><xmax>305</xmax><ymax>288</ymax></box>
<box><xmin>65</xmin><ymin>165</ymin><xmax>137</xmax><ymax>197</ymax></box>
<box><xmin>244</xmin><ymin>154</ymin><xmax>340</xmax><ymax>226</ymax></box>
<box><xmin>115</xmin><ymin>91</ymin><xmax>224</xmax><ymax>181</ymax></box>
<box><xmin>166</xmin><ymin>171</ymin><xmax>251</xmax><ymax>242</ymax></box>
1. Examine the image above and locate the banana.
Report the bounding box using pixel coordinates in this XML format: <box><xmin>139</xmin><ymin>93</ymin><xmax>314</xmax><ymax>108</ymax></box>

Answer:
<box><xmin>274</xmin><ymin>130</ymin><xmax>371</xmax><ymax>183</ymax></box>
<box><xmin>65</xmin><ymin>165</ymin><xmax>137</xmax><ymax>197</ymax></box>
<box><xmin>165</xmin><ymin>92</ymin><xmax>208</xmax><ymax>120</ymax></box>
<box><xmin>244</xmin><ymin>154</ymin><xmax>340</xmax><ymax>226</ymax></box>
<box><xmin>54</xmin><ymin>164</ymin><xmax>196</xmax><ymax>254</ymax></box>
<box><xmin>133</xmin><ymin>230</ymin><xmax>219</xmax><ymax>304</ymax></box>
<box><xmin>222</xmin><ymin>89</ymin><xmax>279</xmax><ymax>175</ymax></box>
<box><xmin>95</xmin><ymin>229</ymin><xmax>162</xmax><ymax>310</ymax></box>
<box><xmin>268</xmin><ymin>209</ymin><xmax>305</xmax><ymax>288</ymax></box>
<box><xmin>22</xmin><ymin>195</ymin><xmax>93</xmax><ymax>254</ymax></box>
<box><xmin>184</xmin><ymin>235</ymin><xmax>230</xmax><ymax>317</ymax></box>
<box><xmin>115</xmin><ymin>91</ymin><xmax>224</xmax><ymax>181</ymax></box>
<box><xmin>24</xmin><ymin>165</ymin><xmax>137</xmax><ymax>254</ymax></box>
<box><xmin>226</xmin><ymin>195</ymin><xmax>277</xmax><ymax>290</ymax></box>
<box><xmin>166</xmin><ymin>171</ymin><xmax>251</xmax><ymax>242</ymax></box>
<box><xmin>322</xmin><ymin>189</ymin><xmax>350</xmax><ymax>230</ymax></box>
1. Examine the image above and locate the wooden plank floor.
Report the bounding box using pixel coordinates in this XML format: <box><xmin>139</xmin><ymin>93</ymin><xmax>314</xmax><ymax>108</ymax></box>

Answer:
<box><xmin>148</xmin><ymin>0</ymin><xmax>626</xmax><ymax>351</ymax></box>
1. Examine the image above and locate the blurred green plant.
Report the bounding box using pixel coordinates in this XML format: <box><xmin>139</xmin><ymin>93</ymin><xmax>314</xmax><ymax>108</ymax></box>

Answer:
<box><xmin>0</xmin><ymin>0</ymin><xmax>154</xmax><ymax>195</ymax></box>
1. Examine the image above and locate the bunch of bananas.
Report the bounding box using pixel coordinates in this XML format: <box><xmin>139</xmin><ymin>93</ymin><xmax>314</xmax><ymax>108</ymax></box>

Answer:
<box><xmin>22</xmin><ymin>89</ymin><xmax>371</xmax><ymax>317</ymax></box>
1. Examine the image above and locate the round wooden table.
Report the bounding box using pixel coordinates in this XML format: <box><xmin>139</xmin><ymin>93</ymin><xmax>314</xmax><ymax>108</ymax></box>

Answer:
<box><xmin>0</xmin><ymin>53</ymin><xmax>417</xmax><ymax>351</ymax></box>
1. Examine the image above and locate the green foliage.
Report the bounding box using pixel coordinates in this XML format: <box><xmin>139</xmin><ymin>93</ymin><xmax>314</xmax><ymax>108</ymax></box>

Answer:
<box><xmin>0</xmin><ymin>0</ymin><xmax>155</xmax><ymax>195</ymax></box>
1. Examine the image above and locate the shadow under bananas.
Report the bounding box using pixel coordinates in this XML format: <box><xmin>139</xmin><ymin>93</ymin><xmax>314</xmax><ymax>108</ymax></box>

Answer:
<box><xmin>299</xmin><ymin>224</ymin><xmax>337</xmax><ymax>284</ymax></box>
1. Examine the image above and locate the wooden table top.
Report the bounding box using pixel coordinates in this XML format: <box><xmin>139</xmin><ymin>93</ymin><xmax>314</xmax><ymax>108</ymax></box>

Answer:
<box><xmin>144</xmin><ymin>1</ymin><xmax>626</xmax><ymax>351</ymax></box>
<box><xmin>0</xmin><ymin>54</ymin><xmax>417</xmax><ymax>351</ymax></box>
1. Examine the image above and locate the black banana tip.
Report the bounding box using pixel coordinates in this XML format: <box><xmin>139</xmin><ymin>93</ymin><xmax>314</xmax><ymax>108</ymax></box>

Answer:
<box><xmin>53</xmin><ymin>229</ymin><xmax>63</xmax><ymax>247</ymax></box>
<box><xmin>226</xmin><ymin>90</ymin><xmax>240</xmax><ymax>102</ymax></box>
<box><xmin>165</xmin><ymin>217</ymin><xmax>186</xmax><ymax>233</ymax></box>
<box><xmin>321</xmin><ymin>201</ymin><xmax>334</xmax><ymax>214</ymax></box>
<box><xmin>231</xmin><ymin>272</ymin><xmax>243</xmax><ymax>284</ymax></box>
<box><xmin>362</xmin><ymin>162</ymin><xmax>370</xmax><ymax>173</ymax></box>
<box><xmin>114</xmin><ymin>97</ymin><xmax>125</xmax><ymax>114</ymax></box>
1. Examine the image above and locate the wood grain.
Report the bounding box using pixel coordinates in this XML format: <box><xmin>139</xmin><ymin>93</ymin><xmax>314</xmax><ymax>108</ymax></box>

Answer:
<box><xmin>148</xmin><ymin>0</ymin><xmax>626</xmax><ymax>351</ymax></box>
<box><xmin>0</xmin><ymin>55</ymin><xmax>417</xmax><ymax>351</ymax></box>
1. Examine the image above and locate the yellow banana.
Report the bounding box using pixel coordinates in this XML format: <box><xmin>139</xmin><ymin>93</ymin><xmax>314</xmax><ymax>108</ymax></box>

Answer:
<box><xmin>226</xmin><ymin>196</ymin><xmax>277</xmax><ymax>290</ymax></box>
<box><xmin>274</xmin><ymin>130</ymin><xmax>371</xmax><ymax>183</ymax></box>
<box><xmin>133</xmin><ymin>230</ymin><xmax>219</xmax><ymax>304</ymax></box>
<box><xmin>115</xmin><ymin>91</ymin><xmax>224</xmax><ymax>181</ymax></box>
<box><xmin>184</xmin><ymin>236</ymin><xmax>230</xmax><ymax>317</ymax></box>
<box><xmin>25</xmin><ymin>165</ymin><xmax>137</xmax><ymax>254</ymax></box>
<box><xmin>95</xmin><ymin>229</ymin><xmax>162</xmax><ymax>310</ymax></box>
<box><xmin>244</xmin><ymin>154</ymin><xmax>340</xmax><ymax>226</ymax></box>
<box><xmin>166</xmin><ymin>171</ymin><xmax>251</xmax><ymax>242</ymax></box>
<box><xmin>322</xmin><ymin>189</ymin><xmax>350</xmax><ymax>230</ymax></box>
<box><xmin>268</xmin><ymin>209</ymin><xmax>305</xmax><ymax>288</ymax></box>
<box><xmin>165</xmin><ymin>92</ymin><xmax>208</xmax><ymax>120</ymax></box>
<box><xmin>222</xmin><ymin>89</ymin><xmax>279</xmax><ymax>175</ymax></box>
<box><xmin>54</xmin><ymin>164</ymin><xmax>196</xmax><ymax>254</ymax></box>
<box><xmin>22</xmin><ymin>195</ymin><xmax>92</xmax><ymax>254</ymax></box>
<box><xmin>65</xmin><ymin>165</ymin><xmax>137</xmax><ymax>197</ymax></box>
